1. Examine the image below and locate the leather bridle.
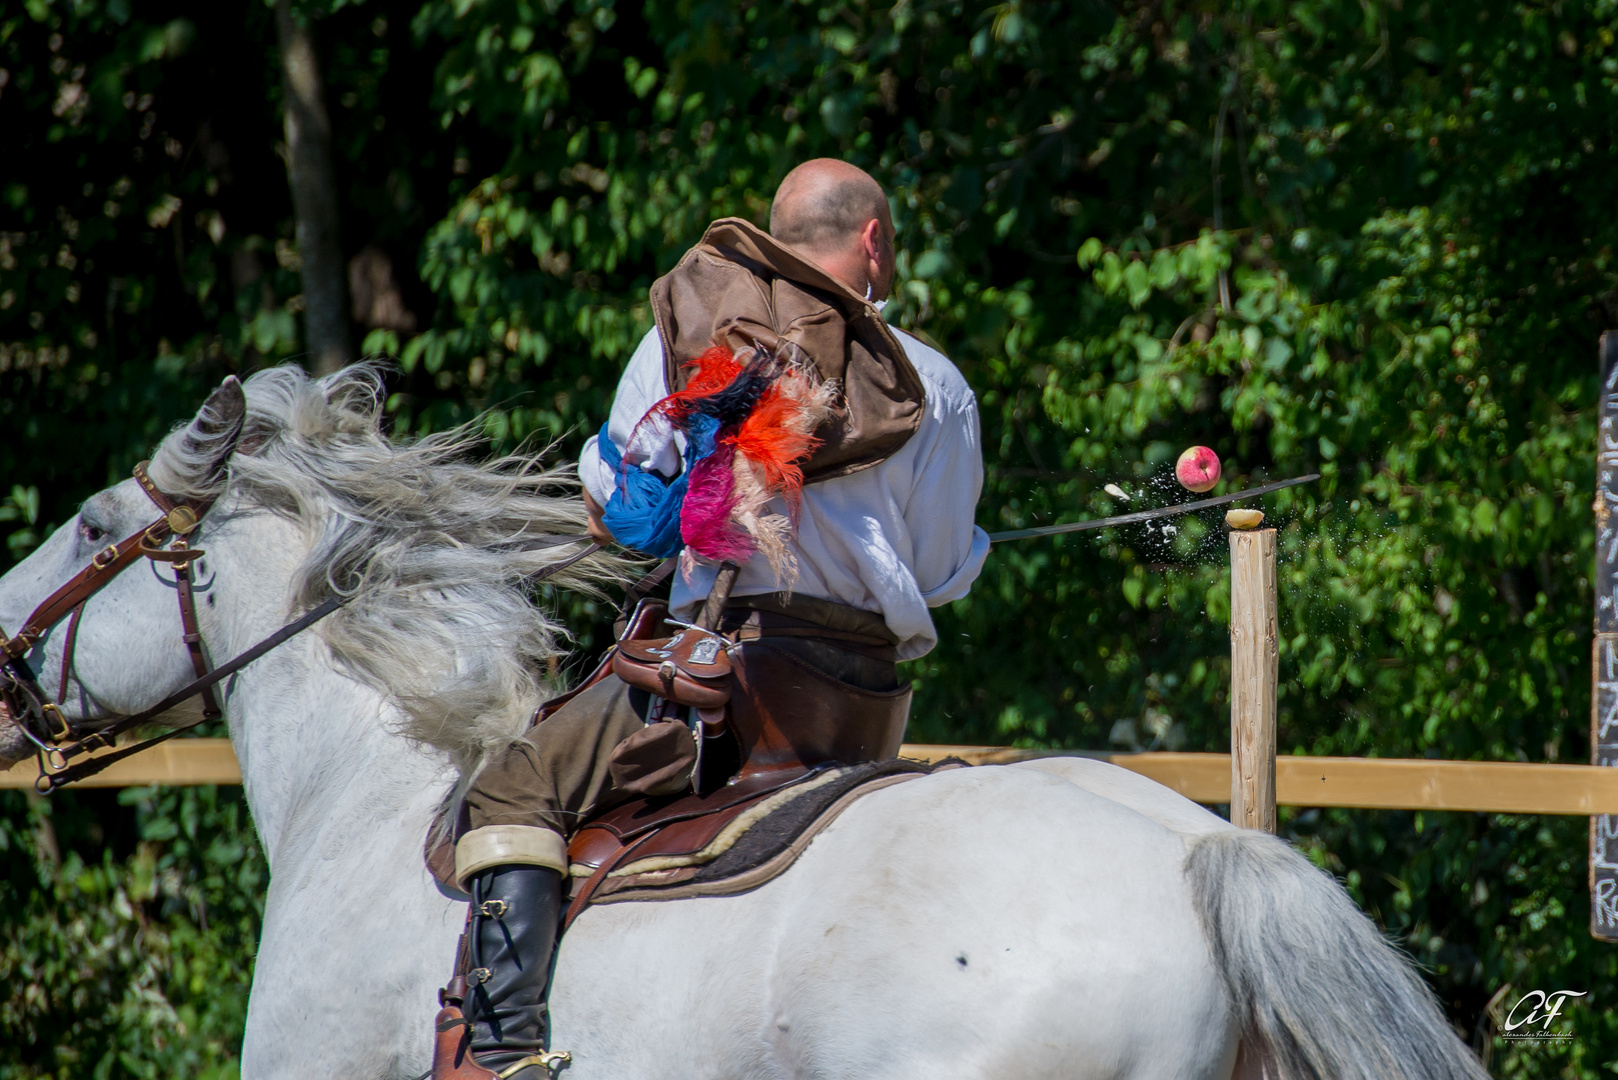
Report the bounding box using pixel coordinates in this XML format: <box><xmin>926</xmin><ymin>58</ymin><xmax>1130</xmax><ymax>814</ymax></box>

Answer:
<box><xmin>1</xmin><ymin>454</ymin><xmax>604</xmax><ymax>794</ymax></box>
<box><xmin>0</xmin><ymin>459</ymin><xmax>253</xmax><ymax>791</ymax></box>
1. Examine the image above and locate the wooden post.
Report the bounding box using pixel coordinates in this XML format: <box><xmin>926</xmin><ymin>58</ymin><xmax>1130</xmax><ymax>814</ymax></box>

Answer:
<box><xmin>1230</xmin><ymin>528</ymin><xmax>1278</xmax><ymax>833</ymax></box>
<box><xmin>1592</xmin><ymin>332</ymin><xmax>1618</xmax><ymax>940</ymax></box>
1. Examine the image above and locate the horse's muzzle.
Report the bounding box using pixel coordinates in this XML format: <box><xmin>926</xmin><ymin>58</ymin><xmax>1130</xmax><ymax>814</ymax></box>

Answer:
<box><xmin>0</xmin><ymin>694</ymin><xmax>32</xmax><ymax>771</ymax></box>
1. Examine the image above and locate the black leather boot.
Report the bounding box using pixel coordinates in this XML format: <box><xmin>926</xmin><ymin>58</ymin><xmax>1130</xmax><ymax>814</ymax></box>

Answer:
<box><xmin>463</xmin><ymin>865</ymin><xmax>565</xmax><ymax>1077</ymax></box>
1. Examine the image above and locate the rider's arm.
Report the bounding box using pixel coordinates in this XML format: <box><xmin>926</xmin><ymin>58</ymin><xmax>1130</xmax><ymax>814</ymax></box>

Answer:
<box><xmin>898</xmin><ymin>343</ymin><xmax>990</xmax><ymax>607</ymax></box>
<box><xmin>578</xmin><ymin>328</ymin><xmax>682</xmax><ymax>541</ymax></box>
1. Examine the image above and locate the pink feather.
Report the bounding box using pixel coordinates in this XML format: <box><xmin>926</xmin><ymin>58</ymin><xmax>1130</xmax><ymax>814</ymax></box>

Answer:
<box><xmin>679</xmin><ymin>443</ymin><xmax>755</xmax><ymax>563</ymax></box>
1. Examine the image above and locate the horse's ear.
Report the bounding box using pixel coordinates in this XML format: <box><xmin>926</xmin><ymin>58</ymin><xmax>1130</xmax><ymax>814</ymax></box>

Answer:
<box><xmin>180</xmin><ymin>375</ymin><xmax>247</xmax><ymax>488</ymax></box>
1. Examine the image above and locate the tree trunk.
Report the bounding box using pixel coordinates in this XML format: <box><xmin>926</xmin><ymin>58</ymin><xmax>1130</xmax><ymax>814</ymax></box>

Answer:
<box><xmin>274</xmin><ymin>0</ymin><xmax>351</xmax><ymax>375</ymax></box>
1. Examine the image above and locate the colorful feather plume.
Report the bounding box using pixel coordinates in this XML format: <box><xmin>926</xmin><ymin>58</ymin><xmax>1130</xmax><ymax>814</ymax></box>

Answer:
<box><xmin>607</xmin><ymin>342</ymin><xmax>837</xmax><ymax>582</ymax></box>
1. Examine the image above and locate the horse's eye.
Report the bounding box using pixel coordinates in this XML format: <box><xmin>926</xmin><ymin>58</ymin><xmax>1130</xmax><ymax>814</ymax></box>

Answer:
<box><xmin>79</xmin><ymin>520</ymin><xmax>108</xmax><ymax>546</ymax></box>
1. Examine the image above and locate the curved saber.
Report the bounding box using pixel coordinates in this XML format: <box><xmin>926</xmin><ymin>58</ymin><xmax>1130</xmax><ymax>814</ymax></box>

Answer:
<box><xmin>987</xmin><ymin>473</ymin><xmax>1322</xmax><ymax>543</ymax></box>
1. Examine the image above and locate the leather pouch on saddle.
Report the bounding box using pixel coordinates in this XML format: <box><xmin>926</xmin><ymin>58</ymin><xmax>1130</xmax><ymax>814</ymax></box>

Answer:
<box><xmin>605</xmin><ymin>720</ymin><xmax>697</xmax><ymax>798</ymax></box>
<box><xmin>606</xmin><ymin>563</ymin><xmax>759</xmax><ymax>799</ymax></box>
<box><xmin>611</xmin><ymin>627</ymin><xmax>733</xmax><ymax>708</ymax></box>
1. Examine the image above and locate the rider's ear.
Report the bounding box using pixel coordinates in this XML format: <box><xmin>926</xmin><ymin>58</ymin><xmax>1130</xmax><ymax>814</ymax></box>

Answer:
<box><xmin>177</xmin><ymin>375</ymin><xmax>248</xmax><ymax>489</ymax></box>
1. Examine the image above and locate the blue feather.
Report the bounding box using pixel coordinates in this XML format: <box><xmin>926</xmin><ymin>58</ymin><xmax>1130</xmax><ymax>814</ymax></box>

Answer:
<box><xmin>596</xmin><ymin>416</ymin><xmax>721</xmax><ymax>558</ymax></box>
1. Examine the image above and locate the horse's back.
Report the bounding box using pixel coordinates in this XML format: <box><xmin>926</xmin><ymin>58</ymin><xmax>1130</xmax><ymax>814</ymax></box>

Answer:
<box><xmin>1007</xmin><ymin>754</ymin><xmax>1237</xmax><ymax>838</ymax></box>
<box><xmin>552</xmin><ymin>763</ymin><xmax>1238</xmax><ymax>1079</ymax></box>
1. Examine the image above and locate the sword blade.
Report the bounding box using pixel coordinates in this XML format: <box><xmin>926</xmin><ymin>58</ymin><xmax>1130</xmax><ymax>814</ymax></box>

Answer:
<box><xmin>986</xmin><ymin>473</ymin><xmax>1322</xmax><ymax>543</ymax></box>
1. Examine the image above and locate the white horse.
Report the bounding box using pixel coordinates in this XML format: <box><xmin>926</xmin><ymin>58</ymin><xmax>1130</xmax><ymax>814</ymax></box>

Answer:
<box><xmin>0</xmin><ymin>366</ymin><xmax>1487</xmax><ymax>1080</ymax></box>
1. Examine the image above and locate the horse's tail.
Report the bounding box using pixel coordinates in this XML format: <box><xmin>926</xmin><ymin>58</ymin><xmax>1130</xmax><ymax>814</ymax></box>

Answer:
<box><xmin>1186</xmin><ymin>829</ymin><xmax>1488</xmax><ymax>1080</ymax></box>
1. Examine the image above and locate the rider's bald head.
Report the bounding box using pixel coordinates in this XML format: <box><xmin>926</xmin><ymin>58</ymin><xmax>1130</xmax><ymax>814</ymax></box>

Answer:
<box><xmin>770</xmin><ymin>159</ymin><xmax>890</xmax><ymax>254</ymax></box>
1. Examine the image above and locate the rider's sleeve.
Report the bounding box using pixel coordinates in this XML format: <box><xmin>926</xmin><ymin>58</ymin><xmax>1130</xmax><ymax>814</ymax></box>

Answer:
<box><xmin>578</xmin><ymin>328</ymin><xmax>682</xmax><ymax>507</ymax></box>
<box><xmin>906</xmin><ymin>376</ymin><xmax>990</xmax><ymax>607</ymax></box>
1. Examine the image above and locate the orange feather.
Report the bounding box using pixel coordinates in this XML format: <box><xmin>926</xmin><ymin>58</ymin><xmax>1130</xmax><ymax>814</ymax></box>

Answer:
<box><xmin>727</xmin><ymin>386</ymin><xmax>821</xmax><ymax>510</ymax></box>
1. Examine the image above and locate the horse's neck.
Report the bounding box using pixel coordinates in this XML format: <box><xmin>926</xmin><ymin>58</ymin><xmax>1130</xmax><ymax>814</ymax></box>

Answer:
<box><xmin>227</xmin><ymin>643</ymin><xmax>452</xmax><ymax>874</ymax></box>
<box><xmin>213</xmin><ymin>519</ymin><xmax>454</xmax><ymax>876</ymax></box>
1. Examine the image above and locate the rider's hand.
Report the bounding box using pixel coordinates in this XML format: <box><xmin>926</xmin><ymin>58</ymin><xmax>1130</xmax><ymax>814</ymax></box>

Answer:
<box><xmin>581</xmin><ymin>489</ymin><xmax>616</xmax><ymax>547</ymax></box>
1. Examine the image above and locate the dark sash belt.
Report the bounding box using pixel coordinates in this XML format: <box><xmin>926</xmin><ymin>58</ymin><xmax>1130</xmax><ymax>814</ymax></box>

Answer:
<box><xmin>718</xmin><ymin>592</ymin><xmax>899</xmax><ymax>664</ymax></box>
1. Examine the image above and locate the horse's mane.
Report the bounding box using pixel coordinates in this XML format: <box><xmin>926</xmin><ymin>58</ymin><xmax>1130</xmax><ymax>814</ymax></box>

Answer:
<box><xmin>148</xmin><ymin>363</ymin><xmax>629</xmax><ymax>772</ymax></box>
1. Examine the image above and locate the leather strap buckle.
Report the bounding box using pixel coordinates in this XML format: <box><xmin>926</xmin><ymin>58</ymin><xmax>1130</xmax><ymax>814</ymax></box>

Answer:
<box><xmin>138</xmin><ymin>541</ymin><xmax>205</xmax><ymax>566</ymax></box>
<box><xmin>91</xmin><ymin>544</ymin><xmax>120</xmax><ymax>570</ymax></box>
<box><xmin>39</xmin><ymin>702</ymin><xmax>70</xmax><ymax>741</ymax></box>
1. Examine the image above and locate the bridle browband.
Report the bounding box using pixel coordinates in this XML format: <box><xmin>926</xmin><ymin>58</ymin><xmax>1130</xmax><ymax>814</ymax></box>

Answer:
<box><xmin>1</xmin><ymin>455</ymin><xmax>602</xmax><ymax>794</ymax></box>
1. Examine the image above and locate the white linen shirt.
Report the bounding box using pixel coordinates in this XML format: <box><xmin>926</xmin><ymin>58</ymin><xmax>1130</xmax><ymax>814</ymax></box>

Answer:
<box><xmin>579</xmin><ymin>326</ymin><xmax>990</xmax><ymax>659</ymax></box>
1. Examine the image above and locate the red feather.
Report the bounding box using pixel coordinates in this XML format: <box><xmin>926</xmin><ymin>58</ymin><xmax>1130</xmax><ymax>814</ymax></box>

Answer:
<box><xmin>623</xmin><ymin>344</ymin><xmax>742</xmax><ymax>462</ymax></box>
<box><xmin>656</xmin><ymin>345</ymin><xmax>743</xmax><ymax>423</ymax></box>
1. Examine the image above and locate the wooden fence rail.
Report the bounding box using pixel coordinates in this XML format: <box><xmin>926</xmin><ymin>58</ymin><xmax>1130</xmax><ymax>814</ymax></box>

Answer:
<box><xmin>10</xmin><ymin>738</ymin><xmax>1618</xmax><ymax>815</ymax></box>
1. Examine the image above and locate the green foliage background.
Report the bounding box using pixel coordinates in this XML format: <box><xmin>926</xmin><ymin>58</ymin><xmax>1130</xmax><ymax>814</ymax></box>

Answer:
<box><xmin>2</xmin><ymin>0</ymin><xmax>1616</xmax><ymax>1074</ymax></box>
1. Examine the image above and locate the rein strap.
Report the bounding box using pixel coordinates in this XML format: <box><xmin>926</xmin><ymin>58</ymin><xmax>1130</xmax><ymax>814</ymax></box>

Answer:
<box><xmin>34</xmin><ymin>596</ymin><xmax>345</xmax><ymax>791</ymax></box>
<box><xmin>33</xmin><ymin>538</ymin><xmax>602</xmax><ymax>792</ymax></box>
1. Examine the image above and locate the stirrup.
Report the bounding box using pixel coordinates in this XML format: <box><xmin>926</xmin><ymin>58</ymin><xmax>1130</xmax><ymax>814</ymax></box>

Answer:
<box><xmin>495</xmin><ymin>1050</ymin><xmax>572</xmax><ymax>1078</ymax></box>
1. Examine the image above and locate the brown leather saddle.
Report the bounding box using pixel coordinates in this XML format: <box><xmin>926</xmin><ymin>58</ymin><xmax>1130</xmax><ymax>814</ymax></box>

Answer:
<box><xmin>564</xmin><ymin>765</ymin><xmax>823</xmax><ymax>922</ymax></box>
<box><xmin>561</xmin><ymin>757</ymin><xmax>952</xmax><ymax>925</ymax></box>
<box><xmin>425</xmin><ymin>595</ymin><xmax>915</xmax><ymax>919</ymax></box>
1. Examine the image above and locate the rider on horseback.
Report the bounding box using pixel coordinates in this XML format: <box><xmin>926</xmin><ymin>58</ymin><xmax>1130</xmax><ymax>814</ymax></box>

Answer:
<box><xmin>442</xmin><ymin>159</ymin><xmax>988</xmax><ymax>1078</ymax></box>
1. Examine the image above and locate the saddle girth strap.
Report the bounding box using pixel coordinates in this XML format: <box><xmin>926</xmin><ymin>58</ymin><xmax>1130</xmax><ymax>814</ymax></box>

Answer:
<box><xmin>563</xmin><ymin>830</ymin><xmax>659</xmax><ymax>931</ymax></box>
